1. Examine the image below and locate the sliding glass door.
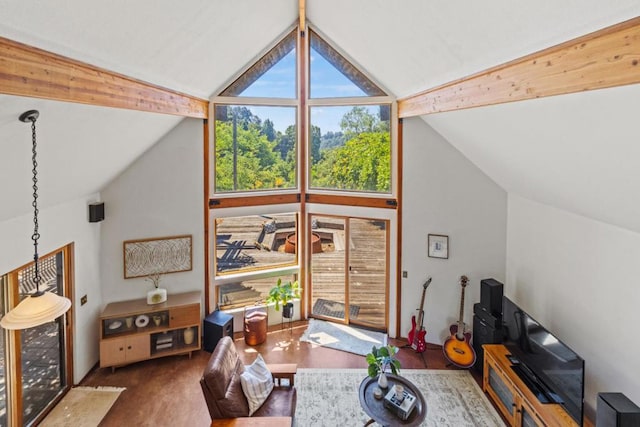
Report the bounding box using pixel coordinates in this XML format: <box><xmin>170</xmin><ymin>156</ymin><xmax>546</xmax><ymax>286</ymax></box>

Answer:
<box><xmin>310</xmin><ymin>215</ymin><xmax>388</xmax><ymax>331</ymax></box>
<box><xmin>0</xmin><ymin>246</ymin><xmax>72</xmax><ymax>426</ymax></box>
<box><xmin>0</xmin><ymin>276</ymin><xmax>7</xmax><ymax>426</ymax></box>
<box><xmin>20</xmin><ymin>252</ymin><xmax>68</xmax><ymax>425</ymax></box>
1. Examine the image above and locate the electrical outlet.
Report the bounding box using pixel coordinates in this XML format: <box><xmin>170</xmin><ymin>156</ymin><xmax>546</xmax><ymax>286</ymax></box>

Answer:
<box><xmin>80</xmin><ymin>295</ymin><xmax>87</xmax><ymax>306</ymax></box>
<box><xmin>402</xmin><ymin>271</ymin><xmax>408</xmax><ymax>278</ymax></box>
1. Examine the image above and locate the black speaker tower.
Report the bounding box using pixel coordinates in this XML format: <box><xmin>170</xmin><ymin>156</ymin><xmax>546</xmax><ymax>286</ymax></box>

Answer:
<box><xmin>472</xmin><ymin>278</ymin><xmax>504</xmax><ymax>372</ymax></box>
<box><xmin>480</xmin><ymin>278</ymin><xmax>503</xmax><ymax>317</ymax></box>
<box><xmin>597</xmin><ymin>393</ymin><xmax>640</xmax><ymax>427</ymax></box>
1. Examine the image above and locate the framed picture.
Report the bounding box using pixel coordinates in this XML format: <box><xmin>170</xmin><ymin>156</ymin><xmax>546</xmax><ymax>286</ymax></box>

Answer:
<box><xmin>123</xmin><ymin>235</ymin><xmax>192</xmax><ymax>278</ymax></box>
<box><xmin>428</xmin><ymin>234</ymin><xmax>449</xmax><ymax>259</ymax></box>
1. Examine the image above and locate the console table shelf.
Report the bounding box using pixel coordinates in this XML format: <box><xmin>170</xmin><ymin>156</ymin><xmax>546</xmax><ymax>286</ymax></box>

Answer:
<box><xmin>99</xmin><ymin>291</ymin><xmax>201</xmax><ymax>371</ymax></box>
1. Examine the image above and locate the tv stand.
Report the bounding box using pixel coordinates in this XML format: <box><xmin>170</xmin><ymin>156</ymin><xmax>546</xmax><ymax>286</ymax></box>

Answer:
<box><xmin>483</xmin><ymin>345</ymin><xmax>590</xmax><ymax>427</ymax></box>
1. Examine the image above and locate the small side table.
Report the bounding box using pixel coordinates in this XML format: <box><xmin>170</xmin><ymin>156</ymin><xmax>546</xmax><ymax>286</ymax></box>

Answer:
<box><xmin>244</xmin><ymin>305</ymin><xmax>268</xmax><ymax>346</ymax></box>
<box><xmin>204</xmin><ymin>310</ymin><xmax>233</xmax><ymax>352</ymax></box>
<box><xmin>358</xmin><ymin>374</ymin><xmax>426</xmax><ymax>427</ymax></box>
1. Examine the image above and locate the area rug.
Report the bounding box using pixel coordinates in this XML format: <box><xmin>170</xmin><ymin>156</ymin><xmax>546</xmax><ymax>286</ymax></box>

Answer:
<box><xmin>312</xmin><ymin>298</ymin><xmax>360</xmax><ymax>319</ymax></box>
<box><xmin>40</xmin><ymin>386</ymin><xmax>126</xmax><ymax>427</ymax></box>
<box><xmin>294</xmin><ymin>368</ymin><xmax>505</xmax><ymax>427</ymax></box>
<box><xmin>299</xmin><ymin>318</ymin><xmax>387</xmax><ymax>356</ymax></box>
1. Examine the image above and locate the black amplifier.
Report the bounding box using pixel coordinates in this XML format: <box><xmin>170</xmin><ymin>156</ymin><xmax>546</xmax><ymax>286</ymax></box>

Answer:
<box><xmin>473</xmin><ymin>303</ymin><xmax>501</xmax><ymax>328</ymax></box>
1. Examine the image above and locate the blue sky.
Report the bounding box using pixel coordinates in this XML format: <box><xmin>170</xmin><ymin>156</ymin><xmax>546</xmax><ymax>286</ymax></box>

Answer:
<box><xmin>238</xmin><ymin>48</ymin><xmax>378</xmax><ymax>134</ymax></box>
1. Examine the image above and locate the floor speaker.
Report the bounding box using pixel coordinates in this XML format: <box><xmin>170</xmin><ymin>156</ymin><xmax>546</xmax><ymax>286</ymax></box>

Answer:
<box><xmin>480</xmin><ymin>278</ymin><xmax>503</xmax><ymax>318</ymax></box>
<box><xmin>203</xmin><ymin>310</ymin><xmax>233</xmax><ymax>352</ymax></box>
<box><xmin>472</xmin><ymin>315</ymin><xmax>503</xmax><ymax>373</ymax></box>
<box><xmin>597</xmin><ymin>393</ymin><xmax>640</xmax><ymax>427</ymax></box>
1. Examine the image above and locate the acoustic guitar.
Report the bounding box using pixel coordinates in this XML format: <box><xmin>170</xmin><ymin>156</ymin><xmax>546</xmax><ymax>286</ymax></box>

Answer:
<box><xmin>443</xmin><ymin>275</ymin><xmax>476</xmax><ymax>368</ymax></box>
<box><xmin>407</xmin><ymin>277</ymin><xmax>432</xmax><ymax>353</ymax></box>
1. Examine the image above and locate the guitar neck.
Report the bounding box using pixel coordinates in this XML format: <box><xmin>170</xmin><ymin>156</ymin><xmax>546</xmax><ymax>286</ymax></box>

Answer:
<box><xmin>417</xmin><ymin>286</ymin><xmax>427</xmax><ymax>325</ymax></box>
<box><xmin>458</xmin><ymin>286</ymin><xmax>465</xmax><ymax>326</ymax></box>
<box><xmin>457</xmin><ymin>276</ymin><xmax>468</xmax><ymax>333</ymax></box>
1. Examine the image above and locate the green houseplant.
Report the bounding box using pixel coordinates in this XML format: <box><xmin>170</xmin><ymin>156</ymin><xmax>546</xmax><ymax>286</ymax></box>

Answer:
<box><xmin>266</xmin><ymin>278</ymin><xmax>301</xmax><ymax>319</ymax></box>
<box><xmin>366</xmin><ymin>344</ymin><xmax>400</xmax><ymax>388</ymax></box>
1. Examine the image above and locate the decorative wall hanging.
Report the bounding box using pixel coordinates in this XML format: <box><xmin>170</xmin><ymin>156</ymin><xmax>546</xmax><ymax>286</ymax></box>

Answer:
<box><xmin>123</xmin><ymin>235</ymin><xmax>192</xmax><ymax>278</ymax></box>
<box><xmin>427</xmin><ymin>234</ymin><xmax>449</xmax><ymax>259</ymax></box>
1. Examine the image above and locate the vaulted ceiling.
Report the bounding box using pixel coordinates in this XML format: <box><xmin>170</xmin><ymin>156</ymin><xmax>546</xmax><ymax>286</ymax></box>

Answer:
<box><xmin>1</xmin><ymin>1</ymin><xmax>639</xmax><ymax>231</ymax></box>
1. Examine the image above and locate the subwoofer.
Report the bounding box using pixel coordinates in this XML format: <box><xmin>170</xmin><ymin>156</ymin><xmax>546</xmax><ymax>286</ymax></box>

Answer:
<box><xmin>480</xmin><ymin>278</ymin><xmax>503</xmax><ymax>317</ymax></box>
<box><xmin>597</xmin><ymin>393</ymin><xmax>640</xmax><ymax>427</ymax></box>
<box><xmin>472</xmin><ymin>315</ymin><xmax>503</xmax><ymax>373</ymax></box>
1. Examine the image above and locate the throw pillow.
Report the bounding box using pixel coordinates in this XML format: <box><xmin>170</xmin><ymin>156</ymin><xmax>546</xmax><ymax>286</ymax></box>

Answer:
<box><xmin>240</xmin><ymin>354</ymin><xmax>274</xmax><ymax>415</ymax></box>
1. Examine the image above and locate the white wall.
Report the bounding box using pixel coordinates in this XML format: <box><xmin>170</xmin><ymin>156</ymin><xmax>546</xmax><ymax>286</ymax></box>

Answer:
<box><xmin>401</xmin><ymin>117</ymin><xmax>507</xmax><ymax>345</ymax></box>
<box><xmin>100</xmin><ymin>118</ymin><xmax>204</xmax><ymax>306</ymax></box>
<box><xmin>506</xmin><ymin>194</ymin><xmax>640</xmax><ymax>418</ymax></box>
<box><xmin>0</xmin><ymin>195</ymin><xmax>103</xmax><ymax>383</ymax></box>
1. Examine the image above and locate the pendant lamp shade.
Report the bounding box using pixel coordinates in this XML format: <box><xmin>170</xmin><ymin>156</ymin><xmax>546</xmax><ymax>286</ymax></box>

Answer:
<box><xmin>0</xmin><ymin>292</ymin><xmax>72</xmax><ymax>330</ymax></box>
<box><xmin>0</xmin><ymin>110</ymin><xmax>72</xmax><ymax>330</ymax></box>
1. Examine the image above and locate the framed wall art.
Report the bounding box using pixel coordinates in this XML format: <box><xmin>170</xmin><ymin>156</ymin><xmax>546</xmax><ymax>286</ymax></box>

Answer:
<box><xmin>428</xmin><ymin>234</ymin><xmax>449</xmax><ymax>259</ymax></box>
<box><xmin>123</xmin><ymin>234</ymin><xmax>193</xmax><ymax>278</ymax></box>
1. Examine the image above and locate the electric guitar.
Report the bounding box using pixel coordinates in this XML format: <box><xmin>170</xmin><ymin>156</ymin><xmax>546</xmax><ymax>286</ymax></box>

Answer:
<box><xmin>407</xmin><ymin>277</ymin><xmax>431</xmax><ymax>353</ymax></box>
<box><xmin>443</xmin><ymin>275</ymin><xmax>476</xmax><ymax>368</ymax></box>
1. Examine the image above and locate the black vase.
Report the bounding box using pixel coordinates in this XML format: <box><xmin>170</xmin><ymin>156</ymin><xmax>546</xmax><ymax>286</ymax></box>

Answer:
<box><xmin>283</xmin><ymin>302</ymin><xmax>294</xmax><ymax>319</ymax></box>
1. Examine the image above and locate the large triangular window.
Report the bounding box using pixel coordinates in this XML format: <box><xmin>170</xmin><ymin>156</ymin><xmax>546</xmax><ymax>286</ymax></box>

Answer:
<box><xmin>212</xmin><ymin>26</ymin><xmax>394</xmax><ymax>196</ymax></box>
<box><xmin>214</xmin><ymin>30</ymin><xmax>298</xmax><ymax>193</ymax></box>
<box><xmin>309</xmin><ymin>30</ymin><xmax>385</xmax><ymax>98</ymax></box>
<box><xmin>220</xmin><ymin>30</ymin><xmax>297</xmax><ymax>98</ymax></box>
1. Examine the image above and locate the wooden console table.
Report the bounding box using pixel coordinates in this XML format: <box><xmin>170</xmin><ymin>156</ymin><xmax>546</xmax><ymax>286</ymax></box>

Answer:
<box><xmin>99</xmin><ymin>291</ymin><xmax>201</xmax><ymax>371</ymax></box>
<box><xmin>483</xmin><ymin>344</ymin><xmax>593</xmax><ymax>427</ymax></box>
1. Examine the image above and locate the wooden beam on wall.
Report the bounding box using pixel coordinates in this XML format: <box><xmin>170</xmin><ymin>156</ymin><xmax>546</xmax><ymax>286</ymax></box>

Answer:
<box><xmin>399</xmin><ymin>17</ymin><xmax>640</xmax><ymax>118</ymax></box>
<box><xmin>0</xmin><ymin>36</ymin><xmax>208</xmax><ymax>118</ymax></box>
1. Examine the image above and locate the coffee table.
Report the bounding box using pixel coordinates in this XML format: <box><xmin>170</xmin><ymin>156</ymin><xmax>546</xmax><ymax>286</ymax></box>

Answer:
<box><xmin>358</xmin><ymin>374</ymin><xmax>426</xmax><ymax>426</ymax></box>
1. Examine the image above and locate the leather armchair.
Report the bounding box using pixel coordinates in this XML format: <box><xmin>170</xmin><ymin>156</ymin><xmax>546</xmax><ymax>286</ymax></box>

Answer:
<box><xmin>200</xmin><ymin>336</ymin><xmax>297</xmax><ymax>422</ymax></box>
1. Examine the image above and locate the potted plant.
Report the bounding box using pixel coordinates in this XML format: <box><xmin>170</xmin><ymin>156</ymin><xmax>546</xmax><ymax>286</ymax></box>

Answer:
<box><xmin>266</xmin><ymin>278</ymin><xmax>301</xmax><ymax>319</ymax></box>
<box><xmin>366</xmin><ymin>344</ymin><xmax>401</xmax><ymax>388</ymax></box>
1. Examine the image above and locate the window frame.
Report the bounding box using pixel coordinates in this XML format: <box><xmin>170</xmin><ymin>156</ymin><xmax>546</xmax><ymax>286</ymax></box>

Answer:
<box><xmin>207</xmin><ymin>23</ymin><xmax>399</xmax><ymax>314</ymax></box>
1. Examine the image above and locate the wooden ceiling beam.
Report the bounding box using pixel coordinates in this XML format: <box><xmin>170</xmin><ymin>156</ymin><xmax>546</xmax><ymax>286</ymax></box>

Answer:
<box><xmin>299</xmin><ymin>0</ymin><xmax>306</xmax><ymax>33</ymax></box>
<box><xmin>0</xmin><ymin>36</ymin><xmax>208</xmax><ymax>118</ymax></box>
<box><xmin>398</xmin><ymin>17</ymin><xmax>640</xmax><ymax>118</ymax></box>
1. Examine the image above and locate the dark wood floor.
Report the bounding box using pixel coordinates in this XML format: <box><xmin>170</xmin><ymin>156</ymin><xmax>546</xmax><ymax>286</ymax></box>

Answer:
<box><xmin>80</xmin><ymin>321</ymin><xmax>483</xmax><ymax>427</ymax></box>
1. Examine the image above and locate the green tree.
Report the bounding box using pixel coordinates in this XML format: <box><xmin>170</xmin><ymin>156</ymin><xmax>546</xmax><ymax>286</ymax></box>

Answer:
<box><xmin>275</xmin><ymin>125</ymin><xmax>296</xmax><ymax>160</ymax></box>
<box><xmin>215</xmin><ymin>114</ymin><xmax>294</xmax><ymax>192</ymax></box>
<box><xmin>310</xmin><ymin>125</ymin><xmax>322</xmax><ymax>165</ymax></box>
<box><xmin>313</xmin><ymin>132</ymin><xmax>390</xmax><ymax>192</ymax></box>
<box><xmin>320</xmin><ymin>131</ymin><xmax>345</xmax><ymax>150</ymax></box>
<box><xmin>340</xmin><ymin>106</ymin><xmax>378</xmax><ymax>141</ymax></box>
<box><xmin>262</xmin><ymin>119</ymin><xmax>276</xmax><ymax>141</ymax></box>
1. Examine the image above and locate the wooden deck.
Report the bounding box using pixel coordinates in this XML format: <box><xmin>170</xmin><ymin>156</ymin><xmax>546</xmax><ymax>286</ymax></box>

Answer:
<box><xmin>215</xmin><ymin>215</ymin><xmax>388</xmax><ymax>330</ymax></box>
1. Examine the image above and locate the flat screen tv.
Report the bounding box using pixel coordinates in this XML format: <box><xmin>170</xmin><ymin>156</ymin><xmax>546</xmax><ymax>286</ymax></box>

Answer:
<box><xmin>502</xmin><ymin>296</ymin><xmax>584</xmax><ymax>425</ymax></box>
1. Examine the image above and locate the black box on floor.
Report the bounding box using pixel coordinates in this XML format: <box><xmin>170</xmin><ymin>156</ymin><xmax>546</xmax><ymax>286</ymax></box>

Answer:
<box><xmin>203</xmin><ymin>310</ymin><xmax>233</xmax><ymax>352</ymax></box>
<box><xmin>597</xmin><ymin>393</ymin><xmax>640</xmax><ymax>427</ymax></box>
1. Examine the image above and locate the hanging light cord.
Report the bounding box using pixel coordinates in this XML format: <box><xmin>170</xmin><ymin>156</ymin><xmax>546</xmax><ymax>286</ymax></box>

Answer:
<box><xmin>28</xmin><ymin>115</ymin><xmax>43</xmax><ymax>296</ymax></box>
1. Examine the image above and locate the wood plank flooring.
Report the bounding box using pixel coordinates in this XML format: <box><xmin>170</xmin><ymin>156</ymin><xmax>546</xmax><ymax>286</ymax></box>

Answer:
<box><xmin>79</xmin><ymin>321</ymin><xmax>482</xmax><ymax>427</ymax></box>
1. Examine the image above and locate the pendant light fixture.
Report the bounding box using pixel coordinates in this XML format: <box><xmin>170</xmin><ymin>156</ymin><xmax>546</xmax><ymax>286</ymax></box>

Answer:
<box><xmin>0</xmin><ymin>110</ymin><xmax>72</xmax><ymax>330</ymax></box>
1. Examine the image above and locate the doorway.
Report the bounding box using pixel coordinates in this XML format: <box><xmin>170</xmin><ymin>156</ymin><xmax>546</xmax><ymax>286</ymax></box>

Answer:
<box><xmin>0</xmin><ymin>245</ymin><xmax>73</xmax><ymax>426</ymax></box>
<box><xmin>309</xmin><ymin>215</ymin><xmax>388</xmax><ymax>331</ymax></box>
